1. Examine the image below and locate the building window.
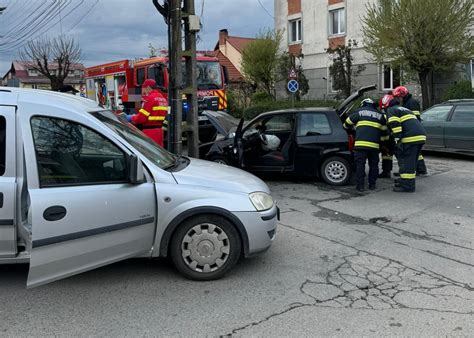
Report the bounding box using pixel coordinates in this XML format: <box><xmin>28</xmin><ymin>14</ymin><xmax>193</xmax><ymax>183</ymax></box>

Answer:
<box><xmin>329</xmin><ymin>8</ymin><xmax>345</xmax><ymax>36</ymax></box>
<box><xmin>383</xmin><ymin>64</ymin><xmax>401</xmax><ymax>90</ymax></box>
<box><xmin>32</xmin><ymin>84</ymin><xmax>38</xmax><ymax>89</ymax></box>
<box><xmin>289</xmin><ymin>18</ymin><xmax>302</xmax><ymax>43</ymax></box>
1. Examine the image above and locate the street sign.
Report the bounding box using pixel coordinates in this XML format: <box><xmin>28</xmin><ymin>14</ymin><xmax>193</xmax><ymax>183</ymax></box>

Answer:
<box><xmin>287</xmin><ymin>79</ymin><xmax>299</xmax><ymax>93</ymax></box>
<box><xmin>288</xmin><ymin>68</ymin><xmax>297</xmax><ymax>79</ymax></box>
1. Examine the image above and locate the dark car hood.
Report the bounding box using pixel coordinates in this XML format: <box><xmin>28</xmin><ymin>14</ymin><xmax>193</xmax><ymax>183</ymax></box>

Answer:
<box><xmin>202</xmin><ymin>110</ymin><xmax>240</xmax><ymax>136</ymax></box>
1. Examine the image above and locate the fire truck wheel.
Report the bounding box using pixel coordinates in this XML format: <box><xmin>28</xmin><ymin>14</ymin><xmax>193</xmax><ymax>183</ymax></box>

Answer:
<box><xmin>170</xmin><ymin>214</ymin><xmax>242</xmax><ymax>281</ymax></box>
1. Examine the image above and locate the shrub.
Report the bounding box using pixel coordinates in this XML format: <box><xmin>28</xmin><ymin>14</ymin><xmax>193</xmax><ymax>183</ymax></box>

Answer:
<box><xmin>442</xmin><ymin>80</ymin><xmax>474</xmax><ymax>101</ymax></box>
<box><xmin>251</xmin><ymin>91</ymin><xmax>274</xmax><ymax>104</ymax></box>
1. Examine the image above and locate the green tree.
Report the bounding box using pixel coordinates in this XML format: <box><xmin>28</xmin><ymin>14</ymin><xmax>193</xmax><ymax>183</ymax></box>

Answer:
<box><xmin>362</xmin><ymin>0</ymin><xmax>474</xmax><ymax>108</ymax></box>
<box><xmin>326</xmin><ymin>39</ymin><xmax>366</xmax><ymax>99</ymax></box>
<box><xmin>241</xmin><ymin>29</ymin><xmax>283</xmax><ymax>98</ymax></box>
<box><xmin>278</xmin><ymin>51</ymin><xmax>309</xmax><ymax>100</ymax></box>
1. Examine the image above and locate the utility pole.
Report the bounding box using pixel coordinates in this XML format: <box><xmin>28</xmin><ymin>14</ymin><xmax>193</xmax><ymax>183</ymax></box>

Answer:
<box><xmin>153</xmin><ymin>0</ymin><xmax>199</xmax><ymax>156</ymax></box>
<box><xmin>182</xmin><ymin>0</ymin><xmax>199</xmax><ymax>158</ymax></box>
<box><xmin>168</xmin><ymin>0</ymin><xmax>183</xmax><ymax>154</ymax></box>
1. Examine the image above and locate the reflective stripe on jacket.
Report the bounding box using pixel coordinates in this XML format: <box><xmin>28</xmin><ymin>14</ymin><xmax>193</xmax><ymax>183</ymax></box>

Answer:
<box><xmin>403</xmin><ymin>94</ymin><xmax>421</xmax><ymax>121</ymax></box>
<box><xmin>386</xmin><ymin>105</ymin><xmax>426</xmax><ymax>144</ymax></box>
<box><xmin>344</xmin><ymin>106</ymin><xmax>388</xmax><ymax>150</ymax></box>
<box><xmin>132</xmin><ymin>90</ymin><xmax>169</xmax><ymax>127</ymax></box>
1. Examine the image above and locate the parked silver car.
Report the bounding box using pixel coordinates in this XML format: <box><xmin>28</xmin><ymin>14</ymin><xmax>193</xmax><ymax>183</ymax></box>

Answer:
<box><xmin>0</xmin><ymin>87</ymin><xmax>277</xmax><ymax>288</ymax></box>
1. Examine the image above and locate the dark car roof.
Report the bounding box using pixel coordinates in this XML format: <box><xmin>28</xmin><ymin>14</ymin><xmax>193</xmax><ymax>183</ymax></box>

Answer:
<box><xmin>258</xmin><ymin>107</ymin><xmax>335</xmax><ymax>117</ymax></box>
<box><xmin>446</xmin><ymin>99</ymin><xmax>474</xmax><ymax>103</ymax></box>
<box><xmin>423</xmin><ymin>100</ymin><xmax>474</xmax><ymax>112</ymax></box>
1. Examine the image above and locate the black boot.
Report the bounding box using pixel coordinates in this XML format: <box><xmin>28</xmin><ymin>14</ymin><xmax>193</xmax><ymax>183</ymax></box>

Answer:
<box><xmin>393</xmin><ymin>172</ymin><xmax>400</xmax><ymax>177</ymax></box>
<box><xmin>378</xmin><ymin>171</ymin><xmax>391</xmax><ymax>179</ymax></box>
<box><xmin>393</xmin><ymin>186</ymin><xmax>415</xmax><ymax>193</ymax></box>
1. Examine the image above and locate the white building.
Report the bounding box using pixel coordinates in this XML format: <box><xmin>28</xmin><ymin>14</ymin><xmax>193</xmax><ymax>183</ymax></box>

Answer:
<box><xmin>274</xmin><ymin>0</ymin><xmax>473</xmax><ymax>103</ymax></box>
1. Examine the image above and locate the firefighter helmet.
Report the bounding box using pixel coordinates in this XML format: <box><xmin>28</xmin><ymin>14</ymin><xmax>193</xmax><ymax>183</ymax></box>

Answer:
<box><xmin>360</xmin><ymin>98</ymin><xmax>374</xmax><ymax>107</ymax></box>
<box><xmin>380</xmin><ymin>94</ymin><xmax>394</xmax><ymax>110</ymax></box>
<box><xmin>393</xmin><ymin>86</ymin><xmax>409</xmax><ymax>98</ymax></box>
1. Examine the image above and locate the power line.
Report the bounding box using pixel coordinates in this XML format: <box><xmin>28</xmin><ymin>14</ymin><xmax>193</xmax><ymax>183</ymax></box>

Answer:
<box><xmin>67</xmin><ymin>0</ymin><xmax>99</xmax><ymax>32</ymax></box>
<box><xmin>59</xmin><ymin>0</ymin><xmax>63</xmax><ymax>35</ymax></box>
<box><xmin>257</xmin><ymin>0</ymin><xmax>274</xmax><ymax>19</ymax></box>
<box><xmin>0</xmin><ymin>0</ymin><xmax>85</xmax><ymax>52</ymax></box>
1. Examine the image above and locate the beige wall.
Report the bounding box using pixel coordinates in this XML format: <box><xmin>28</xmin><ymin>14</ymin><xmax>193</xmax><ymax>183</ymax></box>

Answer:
<box><xmin>219</xmin><ymin>42</ymin><xmax>244</xmax><ymax>73</ymax></box>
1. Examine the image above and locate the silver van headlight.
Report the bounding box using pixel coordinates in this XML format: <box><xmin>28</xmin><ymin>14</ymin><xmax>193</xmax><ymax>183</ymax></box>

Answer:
<box><xmin>249</xmin><ymin>192</ymin><xmax>274</xmax><ymax>211</ymax></box>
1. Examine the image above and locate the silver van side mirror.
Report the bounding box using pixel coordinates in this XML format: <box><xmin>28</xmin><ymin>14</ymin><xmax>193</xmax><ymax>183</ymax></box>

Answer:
<box><xmin>128</xmin><ymin>154</ymin><xmax>145</xmax><ymax>184</ymax></box>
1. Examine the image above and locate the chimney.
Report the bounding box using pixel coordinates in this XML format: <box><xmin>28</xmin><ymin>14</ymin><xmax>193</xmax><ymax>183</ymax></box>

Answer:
<box><xmin>219</xmin><ymin>29</ymin><xmax>228</xmax><ymax>46</ymax></box>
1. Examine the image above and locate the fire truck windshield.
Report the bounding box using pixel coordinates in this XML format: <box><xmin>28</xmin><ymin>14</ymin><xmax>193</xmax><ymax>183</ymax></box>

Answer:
<box><xmin>182</xmin><ymin>61</ymin><xmax>223</xmax><ymax>90</ymax></box>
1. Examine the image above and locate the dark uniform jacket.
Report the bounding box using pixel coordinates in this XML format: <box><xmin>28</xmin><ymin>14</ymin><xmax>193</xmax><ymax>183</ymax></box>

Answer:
<box><xmin>386</xmin><ymin>104</ymin><xmax>426</xmax><ymax>144</ymax></box>
<box><xmin>403</xmin><ymin>94</ymin><xmax>421</xmax><ymax>120</ymax></box>
<box><xmin>344</xmin><ymin>106</ymin><xmax>388</xmax><ymax>150</ymax></box>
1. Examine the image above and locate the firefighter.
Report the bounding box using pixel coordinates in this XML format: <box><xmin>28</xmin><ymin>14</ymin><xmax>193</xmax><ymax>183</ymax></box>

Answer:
<box><xmin>378</xmin><ymin>94</ymin><xmax>396</xmax><ymax>178</ymax></box>
<box><xmin>344</xmin><ymin>98</ymin><xmax>388</xmax><ymax>192</ymax></box>
<box><xmin>392</xmin><ymin>86</ymin><xmax>427</xmax><ymax>175</ymax></box>
<box><xmin>385</xmin><ymin>96</ymin><xmax>426</xmax><ymax>192</ymax></box>
<box><xmin>127</xmin><ymin>79</ymin><xmax>168</xmax><ymax>146</ymax></box>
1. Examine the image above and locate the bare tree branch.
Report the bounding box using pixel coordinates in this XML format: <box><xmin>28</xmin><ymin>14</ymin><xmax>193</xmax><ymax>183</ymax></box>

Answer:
<box><xmin>19</xmin><ymin>35</ymin><xmax>82</xmax><ymax>91</ymax></box>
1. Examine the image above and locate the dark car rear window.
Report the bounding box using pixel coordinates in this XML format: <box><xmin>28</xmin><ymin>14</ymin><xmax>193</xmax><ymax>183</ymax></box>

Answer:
<box><xmin>298</xmin><ymin>113</ymin><xmax>332</xmax><ymax>136</ymax></box>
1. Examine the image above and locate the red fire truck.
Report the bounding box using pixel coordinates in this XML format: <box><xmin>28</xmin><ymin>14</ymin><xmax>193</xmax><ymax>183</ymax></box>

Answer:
<box><xmin>84</xmin><ymin>55</ymin><xmax>228</xmax><ymax>114</ymax></box>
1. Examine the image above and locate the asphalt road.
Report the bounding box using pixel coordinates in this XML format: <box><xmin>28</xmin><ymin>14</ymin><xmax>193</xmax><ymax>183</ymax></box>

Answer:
<box><xmin>1</xmin><ymin>155</ymin><xmax>473</xmax><ymax>336</ymax></box>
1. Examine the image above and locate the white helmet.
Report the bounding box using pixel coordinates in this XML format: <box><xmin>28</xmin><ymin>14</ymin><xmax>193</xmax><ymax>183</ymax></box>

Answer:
<box><xmin>261</xmin><ymin>134</ymin><xmax>281</xmax><ymax>151</ymax></box>
<box><xmin>360</xmin><ymin>98</ymin><xmax>374</xmax><ymax>107</ymax></box>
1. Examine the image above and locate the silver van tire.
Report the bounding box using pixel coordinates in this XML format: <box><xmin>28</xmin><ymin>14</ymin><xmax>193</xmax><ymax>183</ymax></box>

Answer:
<box><xmin>170</xmin><ymin>215</ymin><xmax>241</xmax><ymax>281</ymax></box>
<box><xmin>321</xmin><ymin>156</ymin><xmax>351</xmax><ymax>186</ymax></box>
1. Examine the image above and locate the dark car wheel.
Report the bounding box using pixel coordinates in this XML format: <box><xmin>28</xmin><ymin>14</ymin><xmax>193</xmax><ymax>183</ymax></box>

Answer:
<box><xmin>320</xmin><ymin>156</ymin><xmax>351</xmax><ymax>186</ymax></box>
<box><xmin>209</xmin><ymin>155</ymin><xmax>230</xmax><ymax>165</ymax></box>
<box><xmin>170</xmin><ymin>215</ymin><xmax>242</xmax><ymax>281</ymax></box>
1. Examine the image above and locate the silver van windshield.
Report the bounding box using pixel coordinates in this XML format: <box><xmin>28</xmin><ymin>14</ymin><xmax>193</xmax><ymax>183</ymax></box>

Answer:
<box><xmin>91</xmin><ymin>110</ymin><xmax>176</xmax><ymax>170</ymax></box>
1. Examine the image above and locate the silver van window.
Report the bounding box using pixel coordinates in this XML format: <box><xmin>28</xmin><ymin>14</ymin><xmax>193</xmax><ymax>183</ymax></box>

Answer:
<box><xmin>92</xmin><ymin>111</ymin><xmax>176</xmax><ymax>170</ymax></box>
<box><xmin>31</xmin><ymin>116</ymin><xmax>128</xmax><ymax>187</ymax></box>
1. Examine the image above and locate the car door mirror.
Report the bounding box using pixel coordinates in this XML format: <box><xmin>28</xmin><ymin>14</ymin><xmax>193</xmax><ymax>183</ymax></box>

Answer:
<box><xmin>128</xmin><ymin>154</ymin><xmax>145</xmax><ymax>184</ymax></box>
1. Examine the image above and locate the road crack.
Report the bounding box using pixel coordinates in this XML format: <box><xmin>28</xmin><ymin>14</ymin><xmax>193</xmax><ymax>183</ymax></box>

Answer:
<box><xmin>223</xmin><ymin>224</ymin><xmax>473</xmax><ymax>336</ymax></box>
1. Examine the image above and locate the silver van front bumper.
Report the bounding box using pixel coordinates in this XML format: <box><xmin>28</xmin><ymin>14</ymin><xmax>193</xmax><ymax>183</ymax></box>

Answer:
<box><xmin>233</xmin><ymin>205</ymin><xmax>278</xmax><ymax>257</ymax></box>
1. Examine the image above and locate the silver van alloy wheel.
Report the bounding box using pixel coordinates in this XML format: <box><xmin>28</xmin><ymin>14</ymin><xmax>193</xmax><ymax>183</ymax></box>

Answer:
<box><xmin>325</xmin><ymin>160</ymin><xmax>348</xmax><ymax>184</ymax></box>
<box><xmin>181</xmin><ymin>223</ymin><xmax>230</xmax><ymax>273</ymax></box>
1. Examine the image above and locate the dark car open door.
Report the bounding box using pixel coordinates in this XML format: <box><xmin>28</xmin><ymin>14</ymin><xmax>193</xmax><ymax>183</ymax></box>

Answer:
<box><xmin>233</xmin><ymin>118</ymin><xmax>245</xmax><ymax>166</ymax></box>
<box><xmin>336</xmin><ymin>84</ymin><xmax>377</xmax><ymax>121</ymax></box>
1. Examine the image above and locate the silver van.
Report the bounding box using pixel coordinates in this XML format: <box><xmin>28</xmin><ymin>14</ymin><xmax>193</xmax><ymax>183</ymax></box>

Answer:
<box><xmin>0</xmin><ymin>87</ymin><xmax>277</xmax><ymax>288</ymax></box>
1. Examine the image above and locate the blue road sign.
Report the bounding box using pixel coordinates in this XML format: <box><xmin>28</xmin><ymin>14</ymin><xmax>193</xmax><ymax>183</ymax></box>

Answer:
<box><xmin>287</xmin><ymin>79</ymin><xmax>299</xmax><ymax>93</ymax></box>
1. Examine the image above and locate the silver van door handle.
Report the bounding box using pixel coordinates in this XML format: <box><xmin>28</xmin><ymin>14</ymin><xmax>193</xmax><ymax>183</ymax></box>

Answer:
<box><xmin>43</xmin><ymin>206</ymin><xmax>67</xmax><ymax>221</ymax></box>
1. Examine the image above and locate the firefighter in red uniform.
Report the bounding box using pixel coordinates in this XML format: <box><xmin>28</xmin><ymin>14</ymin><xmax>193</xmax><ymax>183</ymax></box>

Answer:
<box><xmin>127</xmin><ymin>79</ymin><xmax>168</xmax><ymax>146</ymax></box>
